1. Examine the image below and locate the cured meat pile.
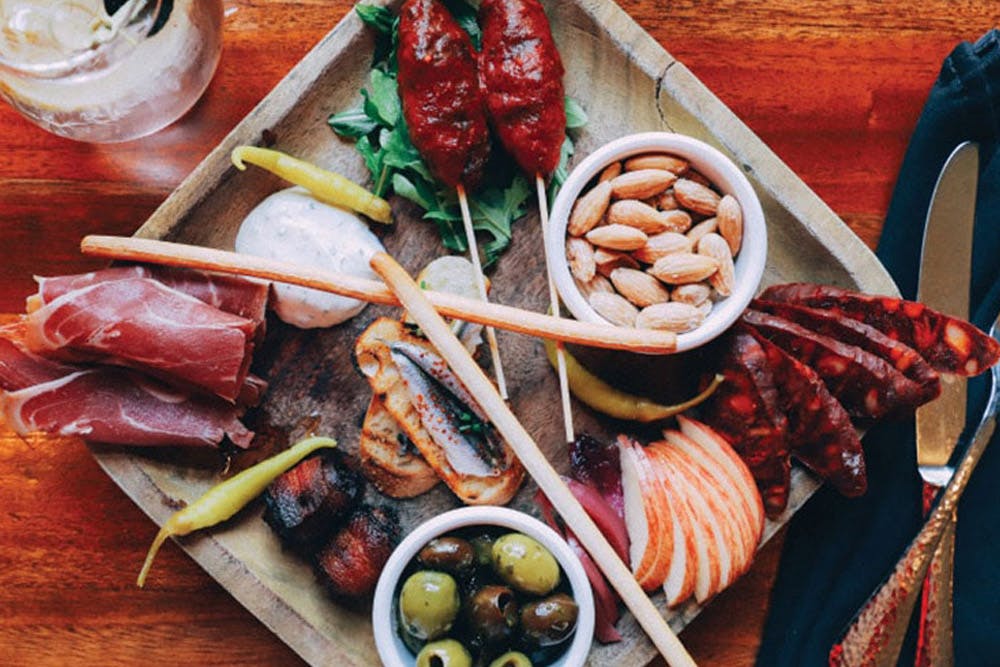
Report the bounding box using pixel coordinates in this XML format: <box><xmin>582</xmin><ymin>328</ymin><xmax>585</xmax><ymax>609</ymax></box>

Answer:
<box><xmin>0</xmin><ymin>265</ymin><xmax>268</xmax><ymax>449</ymax></box>
<box><xmin>701</xmin><ymin>282</ymin><xmax>1000</xmax><ymax>515</ymax></box>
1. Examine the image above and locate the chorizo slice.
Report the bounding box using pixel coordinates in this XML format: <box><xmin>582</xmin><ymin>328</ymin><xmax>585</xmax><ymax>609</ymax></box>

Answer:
<box><xmin>700</xmin><ymin>329</ymin><xmax>791</xmax><ymax>516</ymax></box>
<box><xmin>752</xmin><ymin>299</ymin><xmax>941</xmax><ymax>403</ymax></box>
<box><xmin>478</xmin><ymin>0</ymin><xmax>566</xmax><ymax>176</ymax></box>
<box><xmin>397</xmin><ymin>0</ymin><xmax>491</xmax><ymax>189</ymax></box>
<box><xmin>760</xmin><ymin>283</ymin><xmax>1000</xmax><ymax>376</ymax></box>
<box><xmin>740</xmin><ymin>323</ymin><xmax>867</xmax><ymax>498</ymax></box>
<box><xmin>742</xmin><ymin>309</ymin><xmax>929</xmax><ymax>420</ymax></box>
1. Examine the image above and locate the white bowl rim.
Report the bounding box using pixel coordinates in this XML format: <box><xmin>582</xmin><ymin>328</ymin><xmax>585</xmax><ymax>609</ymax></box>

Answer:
<box><xmin>372</xmin><ymin>506</ymin><xmax>597</xmax><ymax>667</ymax></box>
<box><xmin>546</xmin><ymin>131</ymin><xmax>767</xmax><ymax>353</ymax></box>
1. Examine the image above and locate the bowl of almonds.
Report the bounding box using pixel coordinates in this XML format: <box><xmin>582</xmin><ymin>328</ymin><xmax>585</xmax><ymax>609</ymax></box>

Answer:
<box><xmin>547</xmin><ymin>132</ymin><xmax>767</xmax><ymax>352</ymax></box>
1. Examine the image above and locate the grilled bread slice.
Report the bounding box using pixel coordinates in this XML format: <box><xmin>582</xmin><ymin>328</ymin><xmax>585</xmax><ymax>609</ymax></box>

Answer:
<box><xmin>358</xmin><ymin>393</ymin><xmax>439</xmax><ymax>498</ymax></box>
<box><xmin>354</xmin><ymin>318</ymin><xmax>524</xmax><ymax>505</ymax></box>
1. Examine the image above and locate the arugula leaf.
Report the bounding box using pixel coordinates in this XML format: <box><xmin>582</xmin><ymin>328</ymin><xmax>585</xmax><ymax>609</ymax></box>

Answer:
<box><xmin>356</xmin><ymin>135</ymin><xmax>388</xmax><ymax>195</ymax></box>
<box><xmin>327</xmin><ymin>106</ymin><xmax>378</xmax><ymax>138</ymax></box>
<box><xmin>355</xmin><ymin>4</ymin><xmax>393</xmax><ymax>35</ymax></box>
<box><xmin>366</xmin><ymin>69</ymin><xmax>401</xmax><ymax>127</ymax></box>
<box><xmin>392</xmin><ymin>173</ymin><xmax>435</xmax><ymax>212</ymax></box>
<box><xmin>565</xmin><ymin>97</ymin><xmax>588</xmax><ymax>129</ymax></box>
<box><xmin>471</xmin><ymin>175</ymin><xmax>532</xmax><ymax>265</ymax></box>
<box><xmin>442</xmin><ymin>0</ymin><xmax>481</xmax><ymax>49</ymax></box>
<box><xmin>548</xmin><ymin>135</ymin><xmax>575</xmax><ymax>205</ymax></box>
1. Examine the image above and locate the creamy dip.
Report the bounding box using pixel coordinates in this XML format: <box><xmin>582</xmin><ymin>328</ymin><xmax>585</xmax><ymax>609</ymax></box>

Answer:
<box><xmin>235</xmin><ymin>187</ymin><xmax>386</xmax><ymax>328</ymax></box>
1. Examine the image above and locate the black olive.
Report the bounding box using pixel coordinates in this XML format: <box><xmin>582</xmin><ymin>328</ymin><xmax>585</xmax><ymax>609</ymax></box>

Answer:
<box><xmin>467</xmin><ymin>584</ymin><xmax>518</xmax><ymax>646</ymax></box>
<box><xmin>418</xmin><ymin>537</ymin><xmax>475</xmax><ymax>573</ymax></box>
<box><xmin>519</xmin><ymin>593</ymin><xmax>578</xmax><ymax>647</ymax></box>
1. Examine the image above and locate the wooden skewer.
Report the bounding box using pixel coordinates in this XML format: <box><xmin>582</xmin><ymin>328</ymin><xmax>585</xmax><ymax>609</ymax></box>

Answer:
<box><xmin>370</xmin><ymin>251</ymin><xmax>696</xmax><ymax>667</ymax></box>
<box><xmin>79</xmin><ymin>235</ymin><xmax>678</xmax><ymax>354</ymax></box>
<box><xmin>456</xmin><ymin>185</ymin><xmax>509</xmax><ymax>400</ymax></box>
<box><xmin>536</xmin><ymin>174</ymin><xmax>575</xmax><ymax>444</ymax></box>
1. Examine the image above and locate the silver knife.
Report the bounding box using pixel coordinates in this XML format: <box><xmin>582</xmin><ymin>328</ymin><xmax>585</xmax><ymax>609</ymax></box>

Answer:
<box><xmin>913</xmin><ymin>140</ymin><xmax>979</xmax><ymax>666</ymax></box>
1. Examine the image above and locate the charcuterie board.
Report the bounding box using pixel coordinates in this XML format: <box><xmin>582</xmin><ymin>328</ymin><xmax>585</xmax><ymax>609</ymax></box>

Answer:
<box><xmin>88</xmin><ymin>1</ymin><xmax>897</xmax><ymax>665</ymax></box>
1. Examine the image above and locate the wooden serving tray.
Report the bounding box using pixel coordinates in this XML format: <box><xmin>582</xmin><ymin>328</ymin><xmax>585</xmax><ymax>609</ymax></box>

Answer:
<box><xmin>89</xmin><ymin>1</ymin><xmax>897</xmax><ymax>665</ymax></box>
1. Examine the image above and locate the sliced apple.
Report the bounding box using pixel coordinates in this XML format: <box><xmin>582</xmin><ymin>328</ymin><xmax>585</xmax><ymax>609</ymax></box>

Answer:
<box><xmin>631</xmin><ymin>441</ymin><xmax>673</xmax><ymax>591</ymax></box>
<box><xmin>645</xmin><ymin>446</ymin><xmax>698</xmax><ymax>607</ymax></box>
<box><xmin>619</xmin><ymin>437</ymin><xmax>667</xmax><ymax>591</ymax></box>
<box><xmin>675</xmin><ymin>415</ymin><xmax>765</xmax><ymax>543</ymax></box>
<box><xmin>660</xmin><ymin>431</ymin><xmax>755</xmax><ymax>578</ymax></box>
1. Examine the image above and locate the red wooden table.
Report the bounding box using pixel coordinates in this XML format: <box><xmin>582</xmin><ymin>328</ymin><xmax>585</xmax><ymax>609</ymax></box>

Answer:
<box><xmin>1</xmin><ymin>1</ymin><xmax>993</xmax><ymax>664</ymax></box>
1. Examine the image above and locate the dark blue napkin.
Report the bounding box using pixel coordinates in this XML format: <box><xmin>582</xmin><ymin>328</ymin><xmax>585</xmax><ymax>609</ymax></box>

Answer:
<box><xmin>758</xmin><ymin>30</ymin><xmax>1000</xmax><ymax>667</ymax></box>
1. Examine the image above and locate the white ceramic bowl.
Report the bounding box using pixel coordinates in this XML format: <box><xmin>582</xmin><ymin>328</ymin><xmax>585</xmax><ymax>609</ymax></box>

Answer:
<box><xmin>547</xmin><ymin>132</ymin><xmax>767</xmax><ymax>353</ymax></box>
<box><xmin>372</xmin><ymin>506</ymin><xmax>596</xmax><ymax>667</ymax></box>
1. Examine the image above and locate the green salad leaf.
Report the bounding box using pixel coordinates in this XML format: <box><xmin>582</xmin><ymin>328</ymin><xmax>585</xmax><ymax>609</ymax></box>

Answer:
<box><xmin>330</xmin><ymin>2</ymin><xmax>586</xmax><ymax>266</ymax></box>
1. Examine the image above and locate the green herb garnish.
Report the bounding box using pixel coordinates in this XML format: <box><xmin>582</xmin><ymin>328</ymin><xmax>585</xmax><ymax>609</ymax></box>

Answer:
<box><xmin>330</xmin><ymin>2</ymin><xmax>585</xmax><ymax>266</ymax></box>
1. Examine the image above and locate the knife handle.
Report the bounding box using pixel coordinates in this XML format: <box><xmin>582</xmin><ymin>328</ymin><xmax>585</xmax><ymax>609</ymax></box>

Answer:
<box><xmin>914</xmin><ymin>481</ymin><xmax>956</xmax><ymax>667</ymax></box>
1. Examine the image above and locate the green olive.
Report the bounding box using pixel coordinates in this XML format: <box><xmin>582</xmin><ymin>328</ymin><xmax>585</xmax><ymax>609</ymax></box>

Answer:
<box><xmin>520</xmin><ymin>593</ymin><xmax>579</xmax><ymax>647</ymax></box>
<box><xmin>488</xmin><ymin>650</ymin><xmax>533</xmax><ymax>667</ymax></box>
<box><xmin>467</xmin><ymin>584</ymin><xmax>518</xmax><ymax>645</ymax></box>
<box><xmin>491</xmin><ymin>533</ymin><xmax>560</xmax><ymax>595</ymax></box>
<box><xmin>469</xmin><ymin>534</ymin><xmax>494</xmax><ymax>566</ymax></box>
<box><xmin>418</xmin><ymin>537</ymin><xmax>475</xmax><ymax>573</ymax></box>
<box><xmin>399</xmin><ymin>571</ymin><xmax>460</xmax><ymax>641</ymax></box>
<box><xmin>415</xmin><ymin>639</ymin><xmax>472</xmax><ymax>667</ymax></box>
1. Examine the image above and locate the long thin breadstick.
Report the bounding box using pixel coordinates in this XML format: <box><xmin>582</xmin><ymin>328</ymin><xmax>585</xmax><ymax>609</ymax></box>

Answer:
<box><xmin>456</xmin><ymin>185</ymin><xmax>509</xmax><ymax>399</ymax></box>
<box><xmin>369</xmin><ymin>251</ymin><xmax>696</xmax><ymax>667</ymax></box>
<box><xmin>80</xmin><ymin>235</ymin><xmax>677</xmax><ymax>354</ymax></box>
<box><xmin>536</xmin><ymin>174</ymin><xmax>575</xmax><ymax>443</ymax></box>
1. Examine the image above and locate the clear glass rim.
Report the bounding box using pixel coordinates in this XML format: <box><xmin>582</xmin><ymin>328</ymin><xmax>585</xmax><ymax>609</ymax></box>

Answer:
<box><xmin>0</xmin><ymin>0</ymin><xmax>163</xmax><ymax>77</ymax></box>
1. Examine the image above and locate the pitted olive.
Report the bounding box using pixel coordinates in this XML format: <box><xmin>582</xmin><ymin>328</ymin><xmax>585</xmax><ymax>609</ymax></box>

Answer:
<box><xmin>491</xmin><ymin>533</ymin><xmax>560</xmax><ymax>595</ymax></box>
<box><xmin>520</xmin><ymin>593</ymin><xmax>578</xmax><ymax>647</ymax></box>
<box><xmin>399</xmin><ymin>570</ymin><xmax>460</xmax><ymax>641</ymax></box>
<box><xmin>469</xmin><ymin>534</ymin><xmax>494</xmax><ymax>566</ymax></box>
<box><xmin>488</xmin><ymin>650</ymin><xmax>533</xmax><ymax>667</ymax></box>
<box><xmin>467</xmin><ymin>584</ymin><xmax>518</xmax><ymax>645</ymax></box>
<box><xmin>418</xmin><ymin>537</ymin><xmax>475</xmax><ymax>573</ymax></box>
<box><xmin>415</xmin><ymin>639</ymin><xmax>472</xmax><ymax>667</ymax></box>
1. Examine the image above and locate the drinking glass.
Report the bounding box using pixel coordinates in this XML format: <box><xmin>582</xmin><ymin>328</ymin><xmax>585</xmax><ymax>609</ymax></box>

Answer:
<box><xmin>0</xmin><ymin>0</ymin><xmax>223</xmax><ymax>142</ymax></box>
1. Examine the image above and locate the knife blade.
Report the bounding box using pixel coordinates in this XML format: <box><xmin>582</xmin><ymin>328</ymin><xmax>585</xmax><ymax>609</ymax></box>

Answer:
<box><xmin>913</xmin><ymin>140</ymin><xmax>978</xmax><ymax>667</ymax></box>
<box><xmin>916</xmin><ymin>141</ymin><xmax>978</xmax><ymax>481</ymax></box>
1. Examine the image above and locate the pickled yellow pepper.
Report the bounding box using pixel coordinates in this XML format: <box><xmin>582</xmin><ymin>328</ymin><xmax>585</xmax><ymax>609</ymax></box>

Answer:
<box><xmin>137</xmin><ymin>436</ymin><xmax>337</xmax><ymax>587</ymax></box>
<box><xmin>544</xmin><ymin>339</ymin><xmax>723</xmax><ymax>422</ymax></box>
<box><xmin>231</xmin><ymin>146</ymin><xmax>392</xmax><ymax>224</ymax></box>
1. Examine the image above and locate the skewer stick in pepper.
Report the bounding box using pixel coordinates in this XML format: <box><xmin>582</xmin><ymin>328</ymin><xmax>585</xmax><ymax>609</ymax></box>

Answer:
<box><xmin>396</xmin><ymin>0</ymin><xmax>508</xmax><ymax>399</ymax></box>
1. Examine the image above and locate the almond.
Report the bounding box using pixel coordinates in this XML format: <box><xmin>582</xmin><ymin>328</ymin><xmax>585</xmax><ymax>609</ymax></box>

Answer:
<box><xmin>674</xmin><ymin>178</ymin><xmax>721</xmax><ymax>216</ymax></box>
<box><xmin>648</xmin><ymin>253</ymin><xmax>719</xmax><ymax>284</ymax></box>
<box><xmin>598</xmin><ymin>161</ymin><xmax>623</xmax><ymax>183</ymax></box>
<box><xmin>717</xmin><ymin>194</ymin><xmax>743</xmax><ymax>255</ymax></box>
<box><xmin>610</xmin><ymin>267</ymin><xmax>672</xmax><ymax>308</ymax></box>
<box><xmin>697</xmin><ymin>233</ymin><xmax>735</xmax><ymax>296</ymax></box>
<box><xmin>608</xmin><ymin>200</ymin><xmax>669</xmax><ymax>234</ymax></box>
<box><xmin>586</xmin><ymin>224</ymin><xmax>648</xmax><ymax>251</ymax></box>
<box><xmin>659</xmin><ymin>209</ymin><xmax>693</xmax><ymax>233</ymax></box>
<box><xmin>657</xmin><ymin>190</ymin><xmax>679</xmax><ymax>211</ymax></box>
<box><xmin>624</xmin><ymin>153</ymin><xmax>690</xmax><ymax>175</ymax></box>
<box><xmin>568</xmin><ymin>180</ymin><xmax>612</xmax><ymax>236</ymax></box>
<box><xmin>576</xmin><ymin>274</ymin><xmax>615</xmax><ymax>299</ymax></box>
<box><xmin>635</xmin><ymin>302</ymin><xmax>704</xmax><ymax>333</ymax></box>
<box><xmin>686</xmin><ymin>216</ymin><xmax>719</xmax><ymax>246</ymax></box>
<box><xmin>671</xmin><ymin>282</ymin><xmax>712</xmax><ymax>306</ymax></box>
<box><xmin>632</xmin><ymin>231</ymin><xmax>693</xmax><ymax>264</ymax></box>
<box><xmin>594</xmin><ymin>247</ymin><xmax>640</xmax><ymax>276</ymax></box>
<box><xmin>695</xmin><ymin>299</ymin><xmax>714</xmax><ymax>320</ymax></box>
<box><xmin>589</xmin><ymin>292</ymin><xmax>639</xmax><ymax>327</ymax></box>
<box><xmin>609</xmin><ymin>169</ymin><xmax>677</xmax><ymax>200</ymax></box>
<box><xmin>566</xmin><ymin>237</ymin><xmax>596</xmax><ymax>283</ymax></box>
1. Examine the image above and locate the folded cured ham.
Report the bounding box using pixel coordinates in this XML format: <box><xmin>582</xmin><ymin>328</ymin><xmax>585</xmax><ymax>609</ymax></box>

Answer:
<box><xmin>0</xmin><ymin>334</ymin><xmax>252</xmax><ymax>448</ymax></box>
<box><xmin>22</xmin><ymin>277</ymin><xmax>256</xmax><ymax>402</ymax></box>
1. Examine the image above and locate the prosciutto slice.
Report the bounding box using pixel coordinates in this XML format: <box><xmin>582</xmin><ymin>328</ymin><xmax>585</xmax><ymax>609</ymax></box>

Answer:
<box><xmin>23</xmin><ymin>278</ymin><xmax>256</xmax><ymax>402</ymax></box>
<box><xmin>32</xmin><ymin>265</ymin><xmax>269</xmax><ymax>332</ymax></box>
<box><xmin>1</xmin><ymin>368</ymin><xmax>253</xmax><ymax>448</ymax></box>
<box><xmin>0</xmin><ymin>334</ymin><xmax>73</xmax><ymax>390</ymax></box>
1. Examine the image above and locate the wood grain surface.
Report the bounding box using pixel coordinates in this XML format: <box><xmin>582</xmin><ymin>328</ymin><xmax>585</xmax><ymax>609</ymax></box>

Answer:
<box><xmin>0</xmin><ymin>1</ymin><xmax>994</xmax><ymax>665</ymax></box>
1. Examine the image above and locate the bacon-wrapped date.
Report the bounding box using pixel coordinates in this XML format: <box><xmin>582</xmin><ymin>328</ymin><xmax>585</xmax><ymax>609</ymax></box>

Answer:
<box><xmin>478</xmin><ymin>0</ymin><xmax>566</xmax><ymax>177</ymax></box>
<box><xmin>759</xmin><ymin>283</ymin><xmax>1000</xmax><ymax>376</ymax></box>
<box><xmin>314</xmin><ymin>504</ymin><xmax>400</xmax><ymax>600</ymax></box>
<box><xmin>752</xmin><ymin>299</ymin><xmax>941</xmax><ymax>404</ymax></box>
<box><xmin>700</xmin><ymin>329</ymin><xmax>790</xmax><ymax>516</ymax></box>
<box><xmin>742</xmin><ymin>309</ymin><xmax>928</xmax><ymax>420</ymax></box>
<box><xmin>397</xmin><ymin>0</ymin><xmax>491</xmax><ymax>189</ymax></box>
<box><xmin>740</xmin><ymin>323</ymin><xmax>867</xmax><ymax>498</ymax></box>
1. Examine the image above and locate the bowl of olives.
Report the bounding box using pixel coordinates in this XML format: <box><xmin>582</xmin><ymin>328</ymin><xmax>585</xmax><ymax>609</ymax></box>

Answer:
<box><xmin>372</xmin><ymin>506</ymin><xmax>595</xmax><ymax>667</ymax></box>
